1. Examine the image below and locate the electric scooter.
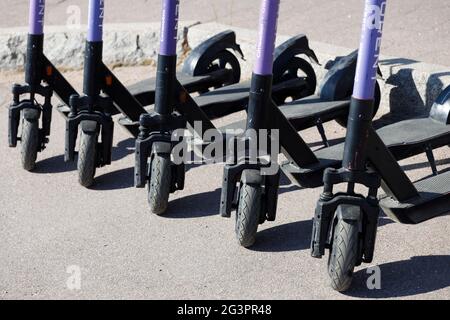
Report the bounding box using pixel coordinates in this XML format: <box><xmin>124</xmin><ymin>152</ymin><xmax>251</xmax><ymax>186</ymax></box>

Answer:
<box><xmin>8</xmin><ymin>0</ymin><xmax>244</xmax><ymax>174</ymax></box>
<box><xmin>220</xmin><ymin>0</ymin><xmax>448</xmax><ymax>249</ymax></box>
<box><xmin>134</xmin><ymin>0</ymin><xmax>321</xmax><ymax>215</ymax></box>
<box><xmin>311</xmin><ymin>0</ymin><xmax>450</xmax><ymax>292</ymax></box>
<box><xmin>8</xmin><ymin>0</ymin><xmax>78</xmax><ymax>171</ymax></box>
<box><xmin>63</xmin><ymin>0</ymin><xmax>248</xmax><ymax>187</ymax></box>
<box><xmin>219</xmin><ymin>0</ymin><xmax>385</xmax><ymax>248</ymax></box>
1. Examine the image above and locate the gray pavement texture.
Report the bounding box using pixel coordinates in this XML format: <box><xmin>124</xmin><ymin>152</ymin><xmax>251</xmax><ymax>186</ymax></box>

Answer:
<box><xmin>3</xmin><ymin>0</ymin><xmax>450</xmax><ymax>66</ymax></box>
<box><xmin>0</xmin><ymin>67</ymin><xmax>449</xmax><ymax>300</ymax></box>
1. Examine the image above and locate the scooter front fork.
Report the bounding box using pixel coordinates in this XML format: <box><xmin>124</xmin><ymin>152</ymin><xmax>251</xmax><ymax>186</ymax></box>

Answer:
<box><xmin>64</xmin><ymin>94</ymin><xmax>114</xmax><ymax>167</ymax></box>
<box><xmin>8</xmin><ymin>83</ymin><xmax>53</xmax><ymax>150</ymax></box>
<box><xmin>220</xmin><ymin>157</ymin><xmax>281</xmax><ymax>224</ymax></box>
<box><xmin>134</xmin><ymin>112</ymin><xmax>186</xmax><ymax>192</ymax></box>
<box><xmin>311</xmin><ymin>167</ymin><xmax>381</xmax><ymax>265</ymax></box>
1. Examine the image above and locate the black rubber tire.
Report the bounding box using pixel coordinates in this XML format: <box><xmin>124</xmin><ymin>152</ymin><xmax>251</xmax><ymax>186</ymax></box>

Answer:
<box><xmin>148</xmin><ymin>154</ymin><xmax>172</xmax><ymax>215</ymax></box>
<box><xmin>197</xmin><ymin>50</ymin><xmax>241</xmax><ymax>92</ymax></box>
<box><xmin>235</xmin><ymin>181</ymin><xmax>262</xmax><ymax>248</ymax></box>
<box><xmin>20</xmin><ymin>118</ymin><xmax>39</xmax><ymax>171</ymax></box>
<box><xmin>216</xmin><ymin>50</ymin><xmax>241</xmax><ymax>86</ymax></box>
<box><xmin>77</xmin><ymin>131</ymin><xmax>97</xmax><ymax>187</ymax></box>
<box><xmin>328</xmin><ymin>218</ymin><xmax>359</xmax><ymax>292</ymax></box>
<box><xmin>273</xmin><ymin>57</ymin><xmax>317</xmax><ymax>105</ymax></box>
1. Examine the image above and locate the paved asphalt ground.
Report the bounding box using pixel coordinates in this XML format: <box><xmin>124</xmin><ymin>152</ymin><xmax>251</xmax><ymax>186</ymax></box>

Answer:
<box><xmin>0</xmin><ymin>66</ymin><xmax>449</xmax><ymax>300</ymax></box>
<box><xmin>3</xmin><ymin>0</ymin><xmax>450</xmax><ymax>66</ymax></box>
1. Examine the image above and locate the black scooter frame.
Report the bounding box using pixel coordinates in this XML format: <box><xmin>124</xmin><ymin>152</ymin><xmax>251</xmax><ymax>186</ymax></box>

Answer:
<box><xmin>63</xmin><ymin>31</ymin><xmax>244</xmax><ymax>168</ymax></box>
<box><xmin>311</xmin><ymin>91</ymin><xmax>450</xmax><ymax>263</ymax></box>
<box><xmin>220</xmin><ymin>74</ymin><xmax>319</xmax><ymax>220</ymax></box>
<box><xmin>8</xmin><ymin>34</ymin><xmax>77</xmax><ymax>150</ymax></box>
<box><xmin>135</xmin><ymin>36</ymin><xmax>319</xmax><ymax>192</ymax></box>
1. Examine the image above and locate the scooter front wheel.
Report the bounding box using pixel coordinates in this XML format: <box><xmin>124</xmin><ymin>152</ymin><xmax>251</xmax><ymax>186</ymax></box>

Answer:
<box><xmin>77</xmin><ymin>131</ymin><xmax>98</xmax><ymax>187</ymax></box>
<box><xmin>148</xmin><ymin>154</ymin><xmax>172</xmax><ymax>215</ymax></box>
<box><xmin>328</xmin><ymin>218</ymin><xmax>359</xmax><ymax>292</ymax></box>
<box><xmin>235</xmin><ymin>180</ymin><xmax>262</xmax><ymax>248</ymax></box>
<box><xmin>20</xmin><ymin>117</ymin><xmax>39</xmax><ymax>171</ymax></box>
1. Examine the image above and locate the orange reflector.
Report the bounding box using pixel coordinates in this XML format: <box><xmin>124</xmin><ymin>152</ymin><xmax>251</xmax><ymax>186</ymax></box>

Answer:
<box><xmin>180</xmin><ymin>92</ymin><xmax>187</xmax><ymax>103</ymax></box>
<box><xmin>105</xmin><ymin>75</ymin><xmax>113</xmax><ymax>86</ymax></box>
<box><xmin>46</xmin><ymin>66</ymin><xmax>53</xmax><ymax>76</ymax></box>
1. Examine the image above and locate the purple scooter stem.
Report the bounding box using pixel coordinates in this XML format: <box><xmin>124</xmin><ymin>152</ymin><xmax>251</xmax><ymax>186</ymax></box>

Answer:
<box><xmin>159</xmin><ymin>0</ymin><xmax>179</xmax><ymax>56</ymax></box>
<box><xmin>29</xmin><ymin>0</ymin><xmax>45</xmax><ymax>35</ymax></box>
<box><xmin>353</xmin><ymin>0</ymin><xmax>387</xmax><ymax>100</ymax></box>
<box><xmin>253</xmin><ymin>0</ymin><xmax>280</xmax><ymax>76</ymax></box>
<box><xmin>87</xmin><ymin>0</ymin><xmax>104</xmax><ymax>42</ymax></box>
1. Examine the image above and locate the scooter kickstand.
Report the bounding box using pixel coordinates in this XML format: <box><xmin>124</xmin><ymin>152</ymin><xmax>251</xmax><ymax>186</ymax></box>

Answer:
<box><xmin>424</xmin><ymin>144</ymin><xmax>438</xmax><ymax>176</ymax></box>
<box><xmin>316</xmin><ymin>119</ymin><xmax>329</xmax><ymax>147</ymax></box>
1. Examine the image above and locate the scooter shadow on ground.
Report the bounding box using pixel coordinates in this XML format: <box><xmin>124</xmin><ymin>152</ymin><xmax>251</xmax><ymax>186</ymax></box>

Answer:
<box><xmin>249</xmin><ymin>212</ymin><xmax>395</xmax><ymax>253</ymax></box>
<box><xmin>306</xmin><ymin>137</ymin><xmax>345</xmax><ymax>149</ymax></box>
<box><xmin>90</xmin><ymin>167</ymin><xmax>134</xmax><ymax>190</ymax></box>
<box><xmin>33</xmin><ymin>137</ymin><xmax>135</xmax><ymax>175</ymax></box>
<box><xmin>250</xmin><ymin>219</ymin><xmax>313</xmax><ymax>252</ymax></box>
<box><xmin>160</xmin><ymin>166</ymin><xmax>298</xmax><ymax>218</ymax></box>
<box><xmin>402</xmin><ymin>158</ymin><xmax>450</xmax><ymax>179</ymax></box>
<box><xmin>375</xmin><ymin>60</ymin><xmax>450</xmax><ymax>127</ymax></box>
<box><xmin>346</xmin><ymin>255</ymin><xmax>450</xmax><ymax>298</ymax></box>
<box><xmin>374</xmin><ymin>68</ymin><xmax>424</xmax><ymax>128</ymax></box>
<box><xmin>162</xmin><ymin>188</ymin><xmax>223</xmax><ymax>218</ymax></box>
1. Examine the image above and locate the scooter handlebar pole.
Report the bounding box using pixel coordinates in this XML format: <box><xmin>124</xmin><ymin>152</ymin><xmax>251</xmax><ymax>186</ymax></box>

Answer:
<box><xmin>26</xmin><ymin>0</ymin><xmax>45</xmax><ymax>88</ymax></box>
<box><xmin>343</xmin><ymin>0</ymin><xmax>387</xmax><ymax>171</ymax></box>
<box><xmin>154</xmin><ymin>0</ymin><xmax>179</xmax><ymax>115</ymax></box>
<box><xmin>84</xmin><ymin>0</ymin><xmax>105</xmax><ymax>97</ymax></box>
<box><xmin>159</xmin><ymin>0</ymin><xmax>179</xmax><ymax>56</ymax></box>
<box><xmin>29</xmin><ymin>0</ymin><xmax>45</xmax><ymax>35</ymax></box>
<box><xmin>246</xmin><ymin>0</ymin><xmax>280</xmax><ymax>131</ymax></box>
<box><xmin>87</xmin><ymin>0</ymin><xmax>104</xmax><ymax>42</ymax></box>
<box><xmin>353</xmin><ymin>0</ymin><xmax>386</xmax><ymax>100</ymax></box>
<box><xmin>253</xmin><ymin>0</ymin><xmax>280</xmax><ymax>76</ymax></box>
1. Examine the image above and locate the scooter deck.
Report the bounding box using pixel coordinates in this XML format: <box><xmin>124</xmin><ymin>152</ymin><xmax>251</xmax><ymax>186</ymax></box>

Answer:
<box><xmin>379</xmin><ymin>170</ymin><xmax>450</xmax><ymax>224</ymax></box>
<box><xmin>57</xmin><ymin>73</ymin><xmax>237</xmax><ymax>118</ymax></box>
<box><xmin>220</xmin><ymin>95</ymin><xmax>350</xmax><ymax>132</ymax></box>
<box><xmin>194</xmin><ymin>80</ymin><xmax>253</xmax><ymax>119</ymax></box>
<box><xmin>138</xmin><ymin>78</ymin><xmax>309</xmax><ymax>121</ymax></box>
<box><xmin>128</xmin><ymin>72</ymin><xmax>212</xmax><ymax>106</ymax></box>
<box><xmin>280</xmin><ymin>96</ymin><xmax>350</xmax><ymax>129</ymax></box>
<box><xmin>136</xmin><ymin>80</ymin><xmax>252</xmax><ymax>120</ymax></box>
<box><xmin>285</xmin><ymin>117</ymin><xmax>450</xmax><ymax>188</ymax></box>
<box><xmin>177</xmin><ymin>77</ymin><xmax>308</xmax><ymax>120</ymax></box>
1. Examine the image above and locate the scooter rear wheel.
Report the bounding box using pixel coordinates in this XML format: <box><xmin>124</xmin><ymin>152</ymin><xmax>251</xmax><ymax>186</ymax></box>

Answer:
<box><xmin>77</xmin><ymin>131</ymin><xmax>97</xmax><ymax>187</ymax></box>
<box><xmin>235</xmin><ymin>180</ymin><xmax>262</xmax><ymax>248</ymax></box>
<box><xmin>20</xmin><ymin>117</ymin><xmax>39</xmax><ymax>171</ymax></box>
<box><xmin>198</xmin><ymin>50</ymin><xmax>241</xmax><ymax>92</ymax></box>
<box><xmin>148</xmin><ymin>154</ymin><xmax>172</xmax><ymax>215</ymax></box>
<box><xmin>328</xmin><ymin>218</ymin><xmax>359</xmax><ymax>292</ymax></box>
<box><xmin>273</xmin><ymin>57</ymin><xmax>317</xmax><ymax>104</ymax></box>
